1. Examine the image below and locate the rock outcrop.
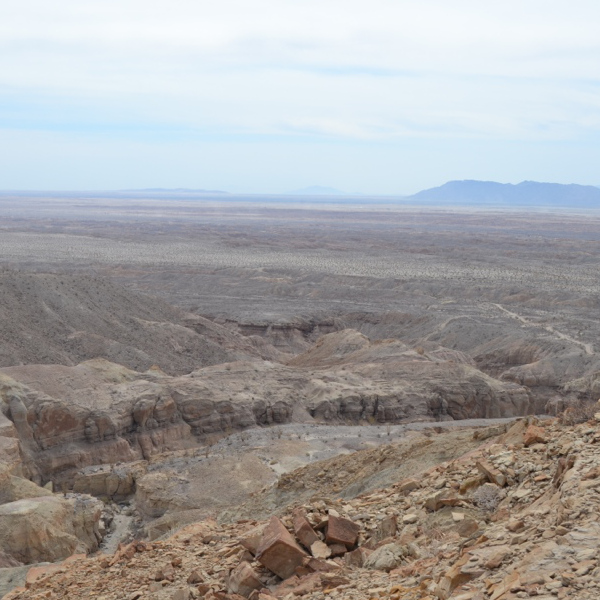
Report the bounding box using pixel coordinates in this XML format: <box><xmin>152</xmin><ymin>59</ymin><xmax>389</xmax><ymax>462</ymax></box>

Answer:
<box><xmin>0</xmin><ymin>494</ymin><xmax>103</xmax><ymax>565</ymax></box>
<box><xmin>0</xmin><ymin>331</ymin><xmax>535</xmax><ymax>489</ymax></box>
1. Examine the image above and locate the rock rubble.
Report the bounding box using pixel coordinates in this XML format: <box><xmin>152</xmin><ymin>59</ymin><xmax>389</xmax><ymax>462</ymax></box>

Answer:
<box><xmin>6</xmin><ymin>412</ymin><xmax>600</xmax><ymax>599</ymax></box>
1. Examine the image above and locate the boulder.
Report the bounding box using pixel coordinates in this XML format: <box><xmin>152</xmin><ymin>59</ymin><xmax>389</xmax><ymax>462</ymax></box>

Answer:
<box><xmin>344</xmin><ymin>547</ymin><xmax>373</xmax><ymax>568</ymax></box>
<box><xmin>364</xmin><ymin>543</ymin><xmax>407</xmax><ymax>572</ymax></box>
<box><xmin>396</xmin><ymin>478</ymin><xmax>421</xmax><ymax>495</ymax></box>
<box><xmin>325</xmin><ymin>515</ymin><xmax>360</xmax><ymax>549</ymax></box>
<box><xmin>239</xmin><ymin>523</ymin><xmax>268</xmax><ymax>556</ymax></box>
<box><xmin>424</xmin><ymin>490</ymin><xmax>461</xmax><ymax>511</ymax></box>
<box><xmin>255</xmin><ymin>516</ymin><xmax>308</xmax><ymax>579</ymax></box>
<box><xmin>72</xmin><ymin>462</ymin><xmax>146</xmax><ymax>501</ymax></box>
<box><xmin>0</xmin><ymin>475</ymin><xmax>53</xmax><ymax>505</ymax></box>
<box><xmin>0</xmin><ymin>494</ymin><xmax>102</xmax><ymax>564</ymax></box>
<box><xmin>227</xmin><ymin>562</ymin><xmax>263</xmax><ymax>597</ymax></box>
<box><xmin>476</xmin><ymin>460</ymin><xmax>507</xmax><ymax>487</ymax></box>
<box><xmin>523</xmin><ymin>424</ymin><xmax>547</xmax><ymax>447</ymax></box>
<box><xmin>292</xmin><ymin>509</ymin><xmax>320</xmax><ymax>550</ymax></box>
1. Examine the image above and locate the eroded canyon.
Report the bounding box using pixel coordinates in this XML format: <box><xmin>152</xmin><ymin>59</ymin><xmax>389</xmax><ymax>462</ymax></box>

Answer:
<box><xmin>0</xmin><ymin>194</ymin><xmax>599</xmax><ymax>598</ymax></box>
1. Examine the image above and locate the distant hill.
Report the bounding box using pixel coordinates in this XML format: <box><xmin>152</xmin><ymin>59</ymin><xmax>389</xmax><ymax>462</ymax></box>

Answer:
<box><xmin>287</xmin><ymin>186</ymin><xmax>346</xmax><ymax>196</ymax></box>
<box><xmin>408</xmin><ymin>180</ymin><xmax>600</xmax><ymax>208</ymax></box>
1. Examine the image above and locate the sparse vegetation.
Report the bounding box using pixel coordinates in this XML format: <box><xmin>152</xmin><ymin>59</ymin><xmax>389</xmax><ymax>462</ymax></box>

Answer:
<box><xmin>559</xmin><ymin>399</ymin><xmax>598</xmax><ymax>426</ymax></box>
<box><xmin>472</xmin><ymin>483</ymin><xmax>504</xmax><ymax>512</ymax></box>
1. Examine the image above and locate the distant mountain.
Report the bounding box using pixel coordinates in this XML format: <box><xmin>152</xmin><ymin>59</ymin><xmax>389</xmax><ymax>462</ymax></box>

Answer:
<box><xmin>288</xmin><ymin>186</ymin><xmax>346</xmax><ymax>196</ymax></box>
<box><xmin>408</xmin><ymin>180</ymin><xmax>600</xmax><ymax>208</ymax></box>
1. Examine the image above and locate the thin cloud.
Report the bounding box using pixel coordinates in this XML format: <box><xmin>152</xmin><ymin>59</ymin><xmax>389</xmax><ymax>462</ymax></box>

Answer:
<box><xmin>1</xmin><ymin>0</ymin><xmax>600</xmax><ymax>190</ymax></box>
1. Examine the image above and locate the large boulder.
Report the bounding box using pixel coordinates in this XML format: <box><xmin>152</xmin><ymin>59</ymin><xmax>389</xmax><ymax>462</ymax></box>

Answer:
<box><xmin>0</xmin><ymin>495</ymin><xmax>103</xmax><ymax>564</ymax></box>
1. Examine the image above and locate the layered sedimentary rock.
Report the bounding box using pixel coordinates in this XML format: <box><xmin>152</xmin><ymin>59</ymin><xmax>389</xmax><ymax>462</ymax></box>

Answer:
<box><xmin>0</xmin><ymin>331</ymin><xmax>532</xmax><ymax>488</ymax></box>
<box><xmin>0</xmin><ymin>424</ymin><xmax>104</xmax><ymax>566</ymax></box>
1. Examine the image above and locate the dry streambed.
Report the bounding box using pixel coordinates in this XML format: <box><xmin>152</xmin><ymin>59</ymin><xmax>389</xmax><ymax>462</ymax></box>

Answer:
<box><xmin>125</xmin><ymin>418</ymin><xmax>520</xmax><ymax>540</ymax></box>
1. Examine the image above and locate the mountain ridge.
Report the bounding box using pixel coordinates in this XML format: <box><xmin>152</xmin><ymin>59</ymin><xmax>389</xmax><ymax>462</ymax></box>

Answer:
<box><xmin>407</xmin><ymin>179</ymin><xmax>600</xmax><ymax>207</ymax></box>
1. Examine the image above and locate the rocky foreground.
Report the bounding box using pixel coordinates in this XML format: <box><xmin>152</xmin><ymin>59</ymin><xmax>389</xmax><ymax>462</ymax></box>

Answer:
<box><xmin>4</xmin><ymin>413</ymin><xmax>600</xmax><ymax>600</ymax></box>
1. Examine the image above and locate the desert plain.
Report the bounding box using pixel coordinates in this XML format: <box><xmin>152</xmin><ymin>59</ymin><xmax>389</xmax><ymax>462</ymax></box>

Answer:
<box><xmin>1</xmin><ymin>193</ymin><xmax>600</xmax><ymax>599</ymax></box>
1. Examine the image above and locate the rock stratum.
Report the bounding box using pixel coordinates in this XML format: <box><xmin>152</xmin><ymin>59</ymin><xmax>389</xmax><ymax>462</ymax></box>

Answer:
<box><xmin>0</xmin><ymin>329</ymin><xmax>532</xmax><ymax>488</ymax></box>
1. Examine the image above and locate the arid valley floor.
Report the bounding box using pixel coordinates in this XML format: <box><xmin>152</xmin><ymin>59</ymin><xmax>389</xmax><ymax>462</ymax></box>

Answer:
<box><xmin>1</xmin><ymin>193</ymin><xmax>600</xmax><ymax>599</ymax></box>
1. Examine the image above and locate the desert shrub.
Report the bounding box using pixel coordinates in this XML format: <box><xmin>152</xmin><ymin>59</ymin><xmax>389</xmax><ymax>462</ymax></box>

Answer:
<box><xmin>559</xmin><ymin>399</ymin><xmax>598</xmax><ymax>426</ymax></box>
<box><xmin>472</xmin><ymin>484</ymin><xmax>503</xmax><ymax>512</ymax></box>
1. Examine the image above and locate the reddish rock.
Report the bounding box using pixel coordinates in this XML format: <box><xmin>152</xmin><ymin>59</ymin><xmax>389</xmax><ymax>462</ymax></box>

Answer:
<box><xmin>155</xmin><ymin>563</ymin><xmax>176</xmax><ymax>582</ymax></box>
<box><xmin>459</xmin><ymin>476</ymin><xmax>486</xmax><ymax>494</ymax></box>
<box><xmin>506</xmin><ymin>518</ymin><xmax>525</xmax><ymax>532</ymax></box>
<box><xmin>553</xmin><ymin>454</ymin><xmax>575</xmax><ymax>487</ymax></box>
<box><xmin>304</xmin><ymin>557</ymin><xmax>341</xmax><ymax>573</ymax></box>
<box><xmin>187</xmin><ymin>569</ymin><xmax>204</xmax><ymax>584</ymax></box>
<box><xmin>256</xmin><ymin>516</ymin><xmax>308</xmax><ymax>579</ymax></box>
<box><xmin>424</xmin><ymin>490</ymin><xmax>461</xmax><ymax>511</ymax></box>
<box><xmin>25</xmin><ymin>564</ymin><xmax>65</xmax><ymax>587</ymax></box>
<box><xmin>325</xmin><ymin>515</ymin><xmax>360</xmax><ymax>549</ymax></box>
<box><xmin>272</xmin><ymin>573</ymin><xmax>321</xmax><ymax>597</ymax></box>
<box><xmin>63</xmin><ymin>553</ymin><xmax>87</xmax><ymax>564</ymax></box>
<box><xmin>239</xmin><ymin>523</ymin><xmax>268</xmax><ymax>556</ymax></box>
<box><xmin>489</xmin><ymin>571</ymin><xmax>520</xmax><ymax>600</ymax></box>
<box><xmin>435</xmin><ymin>555</ymin><xmax>474</xmax><ymax>599</ymax></box>
<box><xmin>320</xmin><ymin>573</ymin><xmax>350</xmax><ymax>589</ymax></box>
<box><xmin>328</xmin><ymin>543</ymin><xmax>347</xmax><ymax>557</ymax></box>
<box><xmin>292</xmin><ymin>509</ymin><xmax>320</xmax><ymax>550</ymax></box>
<box><xmin>483</xmin><ymin>547</ymin><xmax>511</xmax><ymax>570</ymax></box>
<box><xmin>523</xmin><ymin>424</ymin><xmax>547</xmax><ymax>447</ymax></box>
<box><xmin>228</xmin><ymin>561</ymin><xmax>263</xmax><ymax>597</ymax></box>
<box><xmin>457</xmin><ymin>518</ymin><xmax>480</xmax><ymax>538</ymax></box>
<box><xmin>378</xmin><ymin>514</ymin><xmax>397</xmax><ymax>539</ymax></box>
<box><xmin>110</xmin><ymin>541</ymin><xmax>138</xmax><ymax>565</ymax></box>
<box><xmin>344</xmin><ymin>547</ymin><xmax>373</xmax><ymax>568</ymax></box>
<box><xmin>476</xmin><ymin>460</ymin><xmax>507</xmax><ymax>487</ymax></box>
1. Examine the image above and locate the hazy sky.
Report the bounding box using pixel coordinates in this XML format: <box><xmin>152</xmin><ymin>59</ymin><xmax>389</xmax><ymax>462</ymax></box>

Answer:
<box><xmin>2</xmin><ymin>1</ymin><xmax>600</xmax><ymax>194</ymax></box>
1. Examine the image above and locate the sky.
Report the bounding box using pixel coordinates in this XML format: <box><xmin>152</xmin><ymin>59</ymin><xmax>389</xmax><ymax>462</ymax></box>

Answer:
<box><xmin>1</xmin><ymin>1</ymin><xmax>600</xmax><ymax>194</ymax></box>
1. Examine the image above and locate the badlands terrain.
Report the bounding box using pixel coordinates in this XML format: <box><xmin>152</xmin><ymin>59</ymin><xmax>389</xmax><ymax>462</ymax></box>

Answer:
<box><xmin>0</xmin><ymin>192</ymin><xmax>600</xmax><ymax>599</ymax></box>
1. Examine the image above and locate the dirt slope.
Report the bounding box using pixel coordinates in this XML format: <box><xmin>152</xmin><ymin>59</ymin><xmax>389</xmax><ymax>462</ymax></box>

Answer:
<box><xmin>0</xmin><ymin>271</ymin><xmax>276</xmax><ymax>375</ymax></box>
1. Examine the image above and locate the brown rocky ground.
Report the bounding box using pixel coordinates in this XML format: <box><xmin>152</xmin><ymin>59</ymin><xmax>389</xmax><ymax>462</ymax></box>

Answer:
<box><xmin>4</xmin><ymin>414</ymin><xmax>600</xmax><ymax>600</ymax></box>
